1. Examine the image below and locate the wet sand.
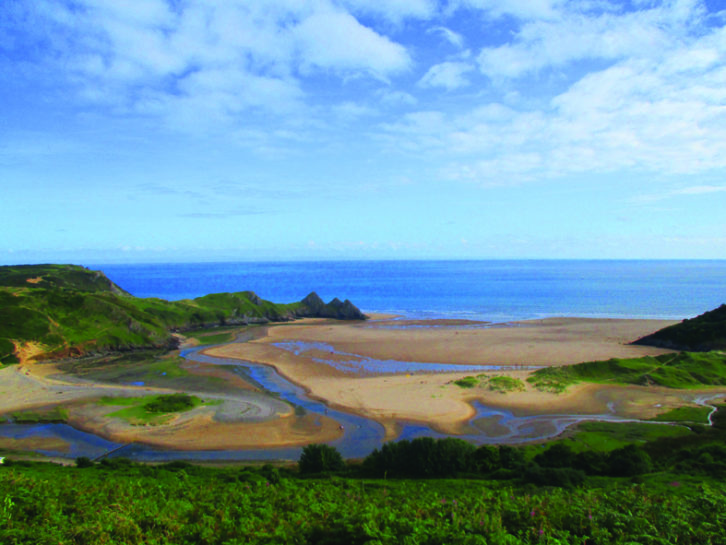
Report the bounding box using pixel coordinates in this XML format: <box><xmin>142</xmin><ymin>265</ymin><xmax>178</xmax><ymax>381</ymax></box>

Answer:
<box><xmin>69</xmin><ymin>404</ymin><xmax>343</xmax><ymax>451</ymax></box>
<box><xmin>0</xmin><ymin>358</ymin><xmax>342</xmax><ymax>451</ymax></box>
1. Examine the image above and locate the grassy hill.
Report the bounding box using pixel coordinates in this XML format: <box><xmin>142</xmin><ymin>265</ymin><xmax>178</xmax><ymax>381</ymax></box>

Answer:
<box><xmin>528</xmin><ymin>351</ymin><xmax>726</xmax><ymax>393</ymax></box>
<box><xmin>0</xmin><ymin>264</ymin><xmax>366</xmax><ymax>364</ymax></box>
<box><xmin>633</xmin><ymin>304</ymin><xmax>726</xmax><ymax>351</ymax></box>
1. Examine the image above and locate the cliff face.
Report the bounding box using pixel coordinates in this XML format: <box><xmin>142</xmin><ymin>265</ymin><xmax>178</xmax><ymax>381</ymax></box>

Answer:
<box><xmin>0</xmin><ymin>264</ymin><xmax>367</xmax><ymax>363</ymax></box>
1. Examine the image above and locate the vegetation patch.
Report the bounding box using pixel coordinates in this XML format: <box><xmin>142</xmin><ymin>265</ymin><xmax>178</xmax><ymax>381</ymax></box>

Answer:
<box><xmin>453</xmin><ymin>376</ymin><xmax>478</xmax><ymax>388</ymax></box>
<box><xmin>2</xmin><ymin>461</ymin><xmax>726</xmax><ymax>544</ymax></box>
<box><xmin>565</xmin><ymin>421</ymin><xmax>692</xmax><ymax>452</ymax></box>
<box><xmin>183</xmin><ymin>328</ymin><xmax>238</xmax><ymax>346</ymax></box>
<box><xmin>650</xmin><ymin>405</ymin><xmax>713</xmax><ymax>423</ymax></box>
<box><xmin>481</xmin><ymin>375</ymin><xmax>526</xmax><ymax>393</ymax></box>
<box><xmin>528</xmin><ymin>351</ymin><xmax>726</xmax><ymax>392</ymax></box>
<box><xmin>102</xmin><ymin>393</ymin><xmax>203</xmax><ymax>425</ymax></box>
<box><xmin>0</xmin><ymin>339</ymin><xmax>18</xmax><ymax>365</ymax></box>
<box><xmin>9</xmin><ymin>407</ymin><xmax>69</xmax><ymax>424</ymax></box>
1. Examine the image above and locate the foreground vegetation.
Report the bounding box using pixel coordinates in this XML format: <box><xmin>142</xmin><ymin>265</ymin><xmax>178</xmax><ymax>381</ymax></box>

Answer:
<box><xmin>0</xmin><ymin>264</ymin><xmax>365</xmax><ymax>363</ymax></box>
<box><xmin>1</xmin><ymin>456</ymin><xmax>725</xmax><ymax>544</ymax></box>
<box><xmin>1</xmin><ymin>406</ymin><xmax>725</xmax><ymax>544</ymax></box>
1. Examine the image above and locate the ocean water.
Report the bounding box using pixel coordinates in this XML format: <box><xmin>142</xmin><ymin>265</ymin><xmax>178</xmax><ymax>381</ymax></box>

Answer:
<box><xmin>93</xmin><ymin>260</ymin><xmax>726</xmax><ymax>323</ymax></box>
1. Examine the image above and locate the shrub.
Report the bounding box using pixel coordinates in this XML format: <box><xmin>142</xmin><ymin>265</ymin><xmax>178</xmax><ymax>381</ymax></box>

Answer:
<box><xmin>454</xmin><ymin>376</ymin><xmax>478</xmax><ymax>388</ymax></box>
<box><xmin>523</xmin><ymin>465</ymin><xmax>586</xmax><ymax>488</ymax></box>
<box><xmin>144</xmin><ymin>394</ymin><xmax>196</xmax><ymax>413</ymax></box>
<box><xmin>75</xmin><ymin>457</ymin><xmax>94</xmax><ymax>468</ymax></box>
<box><xmin>363</xmin><ymin>437</ymin><xmax>478</xmax><ymax>478</ymax></box>
<box><xmin>498</xmin><ymin>445</ymin><xmax>525</xmax><ymax>470</ymax></box>
<box><xmin>299</xmin><ymin>444</ymin><xmax>345</xmax><ymax>474</ymax></box>
<box><xmin>534</xmin><ymin>443</ymin><xmax>576</xmax><ymax>468</ymax></box>
<box><xmin>607</xmin><ymin>445</ymin><xmax>652</xmax><ymax>477</ymax></box>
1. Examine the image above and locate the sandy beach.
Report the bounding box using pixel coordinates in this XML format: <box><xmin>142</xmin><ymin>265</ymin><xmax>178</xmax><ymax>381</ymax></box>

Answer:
<box><xmin>5</xmin><ymin>315</ymin><xmax>725</xmax><ymax>452</ymax></box>
<box><xmin>205</xmin><ymin>317</ymin><xmax>695</xmax><ymax>436</ymax></box>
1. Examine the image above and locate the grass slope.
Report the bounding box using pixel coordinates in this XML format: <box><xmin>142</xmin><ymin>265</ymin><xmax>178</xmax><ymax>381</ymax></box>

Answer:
<box><xmin>0</xmin><ymin>264</ymin><xmax>364</xmax><ymax>363</ymax></box>
<box><xmin>528</xmin><ymin>351</ymin><xmax>726</xmax><ymax>393</ymax></box>
<box><xmin>634</xmin><ymin>303</ymin><xmax>726</xmax><ymax>351</ymax></box>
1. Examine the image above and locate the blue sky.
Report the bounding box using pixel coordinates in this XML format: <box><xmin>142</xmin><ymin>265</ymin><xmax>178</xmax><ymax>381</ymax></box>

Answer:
<box><xmin>1</xmin><ymin>0</ymin><xmax>725</xmax><ymax>264</ymax></box>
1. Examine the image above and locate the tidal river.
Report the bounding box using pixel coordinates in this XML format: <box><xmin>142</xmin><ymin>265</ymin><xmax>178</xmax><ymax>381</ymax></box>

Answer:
<box><xmin>0</xmin><ymin>343</ymin><xmax>707</xmax><ymax>462</ymax></box>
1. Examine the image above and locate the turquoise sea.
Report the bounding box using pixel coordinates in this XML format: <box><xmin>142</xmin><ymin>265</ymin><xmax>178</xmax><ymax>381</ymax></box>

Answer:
<box><xmin>94</xmin><ymin>260</ymin><xmax>726</xmax><ymax>322</ymax></box>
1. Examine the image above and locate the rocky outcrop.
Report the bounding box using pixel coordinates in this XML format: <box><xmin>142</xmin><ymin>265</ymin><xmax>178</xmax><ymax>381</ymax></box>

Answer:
<box><xmin>298</xmin><ymin>292</ymin><xmax>368</xmax><ymax>320</ymax></box>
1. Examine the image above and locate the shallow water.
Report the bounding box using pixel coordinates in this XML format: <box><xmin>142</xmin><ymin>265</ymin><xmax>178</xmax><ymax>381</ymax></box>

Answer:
<box><xmin>272</xmin><ymin>340</ymin><xmax>537</xmax><ymax>375</ymax></box>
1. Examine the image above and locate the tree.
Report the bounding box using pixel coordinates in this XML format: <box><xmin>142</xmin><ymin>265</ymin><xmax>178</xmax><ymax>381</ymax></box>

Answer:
<box><xmin>298</xmin><ymin>444</ymin><xmax>345</xmax><ymax>474</ymax></box>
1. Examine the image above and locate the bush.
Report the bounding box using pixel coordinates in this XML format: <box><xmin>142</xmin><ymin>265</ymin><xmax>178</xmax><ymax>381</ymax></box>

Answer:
<box><xmin>472</xmin><ymin>445</ymin><xmax>499</xmax><ymax>473</ymax></box>
<box><xmin>607</xmin><ymin>445</ymin><xmax>652</xmax><ymax>477</ymax></box>
<box><xmin>363</xmin><ymin>437</ymin><xmax>477</xmax><ymax>478</ymax></box>
<box><xmin>144</xmin><ymin>394</ymin><xmax>196</xmax><ymax>413</ymax></box>
<box><xmin>534</xmin><ymin>442</ymin><xmax>576</xmax><ymax>468</ymax></box>
<box><xmin>75</xmin><ymin>457</ymin><xmax>94</xmax><ymax>468</ymax></box>
<box><xmin>523</xmin><ymin>465</ymin><xmax>586</xmax><ymax>488</ymax></box>
<box><xmin>299</xmin><ymin>444</ymin><xmax>345</xmax><ymax>474</ymax></box>
<box><xmin>498</xmin><ymin>445</ymin><xmax>525</xmax><ymax>470</ymax></box>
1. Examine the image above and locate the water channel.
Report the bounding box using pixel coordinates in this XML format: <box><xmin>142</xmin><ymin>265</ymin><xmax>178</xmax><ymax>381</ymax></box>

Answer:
<box><xmin>0</xmin><ymin>341</ymin><xmax>720</xmax><ymax>462</ymax></box>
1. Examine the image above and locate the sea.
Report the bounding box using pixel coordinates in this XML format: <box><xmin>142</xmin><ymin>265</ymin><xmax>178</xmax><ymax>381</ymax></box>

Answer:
<box><xmin>91</xmin><ymin>260</ymin><xmax>726</xmax><ymax>323</ymax></box>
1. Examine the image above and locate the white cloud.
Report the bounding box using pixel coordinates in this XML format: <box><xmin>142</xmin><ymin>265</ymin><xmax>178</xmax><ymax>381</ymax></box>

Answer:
<box><xmin>418</xmin><ymin>62</ymin><xmax>474</xmax><ymax>89</ymax></box>
<box><xmin>382</xmin><ymin>16</ymin><xmax>726</xmax><ymax>185</ymax></box>
<box><xmin>427</xmin><ymin>26</ymin><xmax>465</xmax><ymax>48</ymax></box>
<box><xmin>457</xmin><ymin>0</ymin><xmax>564</xmax><ymax>20</ymax></box>
<box><xmin>12</xmin><ymin>1</ymin><xmax>410</xmax><ymax>128</ymax></box>
<box><xmin>376</xmin><ymin>89</ymin><xmax>418</xmax><ymax>107</ymax></box>
<box><xmin>293</xmin><ymin>10</ymin><xmax>411</xmax><ymax>76</ymax></box>
<box><xmin>342</xmin><ymin>0</ymin><xmax>437</xmax><ymax>22</ymax></box>
<box><xmin>476</xmin><ymin>0</ymin><xmax>703</xmax><ymax>79</ymax></box>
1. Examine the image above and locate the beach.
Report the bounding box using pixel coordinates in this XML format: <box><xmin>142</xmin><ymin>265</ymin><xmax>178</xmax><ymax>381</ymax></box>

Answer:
<box><xmin>6</xmin><ymin>314</ymin><xmax>726</xmax><ymax>454</ymax></box>
<box><xmin>204</xmin><ymin>316</ymin><xmax>687</xmax><ymax>437</ymax></box>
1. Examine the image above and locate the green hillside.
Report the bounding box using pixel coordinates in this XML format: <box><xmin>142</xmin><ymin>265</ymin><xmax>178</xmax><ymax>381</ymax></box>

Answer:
<box><xmin>0</xmin><ymin>264</ymin><xmax>366</xmax><ymax>363</ymax></box>
<box><xmin>528</xmin><ymin>351</ymin><xmax>726</xmax><ymax>393</ymax></box>
<box><xmin>634</xmin><ymin>304</ymin><xmax>726</xmax><ymax>351</ymax></box>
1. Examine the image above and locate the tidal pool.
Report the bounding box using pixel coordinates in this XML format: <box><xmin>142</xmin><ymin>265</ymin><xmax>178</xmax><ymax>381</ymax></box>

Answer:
<box><xmin>272</xmin><ymin>340</ymin><xmax>538</xmax><ymax>375</ymax></box>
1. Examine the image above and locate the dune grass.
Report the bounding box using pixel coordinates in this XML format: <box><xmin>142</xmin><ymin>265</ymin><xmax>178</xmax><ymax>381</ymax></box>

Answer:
<box><xmin>453</xmin><ymin>376</ymin><xmax>478</xmax><ymax>388</ymax></box>
<box><xmin>528</xmin><ymin>351</ymin><xmax>726</xmax><ymax>393</ymax></box>
<box><xmin>483</xmin><ymin>375</ymin><xmax>526</xmax><ymax>393</ymax></box>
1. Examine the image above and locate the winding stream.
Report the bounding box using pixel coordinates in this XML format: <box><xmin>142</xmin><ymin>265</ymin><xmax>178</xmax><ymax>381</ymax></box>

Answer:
<box><xmin>0</xmin><ymin>342</ymin><xmax>722</xmax><ymax>462</ymax></box>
